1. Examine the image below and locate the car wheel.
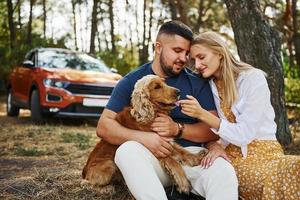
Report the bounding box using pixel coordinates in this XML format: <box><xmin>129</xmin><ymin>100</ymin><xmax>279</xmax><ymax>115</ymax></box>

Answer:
<box><xmin>30</xmin><ymin>90</ymin><xmax>44</xmax><ymax>124</ymax></box>
<box><xmin>7</xmin><ymin>88</ymin><xmax>20</xmax><ymax>116</ymax></box>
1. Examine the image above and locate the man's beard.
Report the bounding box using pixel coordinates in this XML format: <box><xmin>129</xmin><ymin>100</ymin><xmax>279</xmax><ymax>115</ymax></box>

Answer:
<box><xmin>159</xmin><ymin>53</ymin><xmax>184</xmax><ymax>77</ymax></box>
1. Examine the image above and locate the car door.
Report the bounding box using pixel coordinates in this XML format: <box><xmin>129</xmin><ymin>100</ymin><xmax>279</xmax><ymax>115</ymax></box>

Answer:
<box><xmin>16</xmin><ymin>51</ymin><xmax>36</xmax><ymax>104</ymax></box>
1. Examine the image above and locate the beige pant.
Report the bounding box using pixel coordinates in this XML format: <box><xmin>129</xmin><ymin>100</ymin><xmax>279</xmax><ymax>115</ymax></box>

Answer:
<box><xmin>115</xmin><ymin>141</ymin><xmax>238</xmax><ymax>200</ymax></box>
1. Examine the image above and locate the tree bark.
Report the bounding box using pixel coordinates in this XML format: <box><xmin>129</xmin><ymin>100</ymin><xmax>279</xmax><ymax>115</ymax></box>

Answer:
<box><xmin>6</xmin><ymin>0</ymin><xmax>15</xmax><ymax>50</ymax></box>
<box><xmin>108</xmin><ymin>0</ymin><xmax>115</xmax><ymax>53</ymax></box>
<box><xmin>224</xmin><ymin>0</ymin><xmax>292</xmax><ymax>145</ymax></box>
<box><xmin>90</xmin><ymin>0</ymin><xmax>99</xmax><ymax>54</ymax></box>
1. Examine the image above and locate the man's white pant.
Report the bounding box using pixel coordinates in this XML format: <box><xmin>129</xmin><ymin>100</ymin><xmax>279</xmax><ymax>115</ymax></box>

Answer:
<box><xmin>115</xmin><ymin>141</ymin><xmax>238</xmax><ymax>200</ymax></box>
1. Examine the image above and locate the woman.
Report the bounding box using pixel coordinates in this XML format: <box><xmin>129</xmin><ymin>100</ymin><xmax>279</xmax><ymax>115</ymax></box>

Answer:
<box><xmin>179</xmin><ymin>32</ymin><xmax>300</xmax><ymax>200</ymax></box>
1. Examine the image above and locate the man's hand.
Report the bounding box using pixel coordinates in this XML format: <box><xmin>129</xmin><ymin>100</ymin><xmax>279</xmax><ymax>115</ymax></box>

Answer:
<box><xmin>139</xmin><ymin>132</ymin><xmax>173</xmax><ymax>158</ymax></box>
<box><xmin>151</xmin><ymin>113</ymin><xmax>178</xmax><ymax>137</ymax></box>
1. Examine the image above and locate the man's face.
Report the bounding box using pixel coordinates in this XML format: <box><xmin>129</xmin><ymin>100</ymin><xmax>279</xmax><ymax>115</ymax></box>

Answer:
<box><xmin>158</xmin><ymin>35</ymin><xmax>191</xmax><ymax>77</ymax></box>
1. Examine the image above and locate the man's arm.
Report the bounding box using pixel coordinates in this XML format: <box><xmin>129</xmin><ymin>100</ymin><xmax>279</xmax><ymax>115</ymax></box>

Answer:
<box><xmin>96</xmin><ymin>108</ymin><xmax>173</xmax><ymax>158</ymax></box>
<box><xmin>152</xmin><ymin>110</ymin><xmax>219</xmax><ymax>142</ymax></box>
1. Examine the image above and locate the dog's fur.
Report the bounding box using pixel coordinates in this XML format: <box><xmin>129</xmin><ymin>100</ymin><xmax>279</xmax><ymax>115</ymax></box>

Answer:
<box><xmin>82</xmin><ymin>75</ymin><xmax>206</xmax><ymax>194</ymax></box>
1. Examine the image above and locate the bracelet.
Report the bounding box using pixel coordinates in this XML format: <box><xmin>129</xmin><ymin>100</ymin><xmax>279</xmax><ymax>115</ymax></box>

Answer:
<box><xmin>176</xmin><ymin>122</ymin><xmax>184</xmax><ymax>138</ymax></box>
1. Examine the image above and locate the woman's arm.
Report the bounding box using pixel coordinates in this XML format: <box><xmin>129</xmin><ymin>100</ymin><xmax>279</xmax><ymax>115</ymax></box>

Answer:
<box><xmin>179</xmin><ymin>70</ymin><xmax>274</xmax><ymax>147</ymax></box>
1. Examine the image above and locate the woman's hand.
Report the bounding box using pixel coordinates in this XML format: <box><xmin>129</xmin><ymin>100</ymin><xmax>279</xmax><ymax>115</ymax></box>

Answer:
<box><xmin>179</xmin><ymin>95</ymin><xmax>221</xmax><ymax>129</ymax></box>
<box><xmin>201</xmin><ymin>142</ymin><xmax>230</xmax><ymax>168</ymax></box>
<box><xmin>178</xmin><ymin>95</ymin><xmax>206</xmax><ymax>120</ymax></box>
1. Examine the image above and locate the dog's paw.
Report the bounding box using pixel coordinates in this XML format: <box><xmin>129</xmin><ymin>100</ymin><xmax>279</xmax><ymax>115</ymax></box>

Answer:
<box><xmin>85</xmin><ymin>162</ymin><xmax>117</xmax><ymax>186</ymax></box>
<box><xmin>180</xmin><ymin>154</ymin><xmax>202</xmax><ymax>166</ymax></box>
<box><xmin>175</xmin><ymin>176</ymin><xmax>191</xmax><ymax>194</ymax></box>
<box><xmin>94</xmin><ymin>185</ymin><xmax>116</xmax><ymax>195</ymax></box>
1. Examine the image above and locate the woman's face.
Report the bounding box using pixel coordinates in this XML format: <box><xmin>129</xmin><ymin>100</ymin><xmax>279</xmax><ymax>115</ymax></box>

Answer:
<box><xmin>190</xmin><ymin>44</ymin><xmax>222</xmax><ymax>78</ymax></box>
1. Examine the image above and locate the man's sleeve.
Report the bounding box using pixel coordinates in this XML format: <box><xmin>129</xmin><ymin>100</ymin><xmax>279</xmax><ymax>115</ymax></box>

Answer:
<box><xmin>106</xmin><ymin>76</ymin><xmax>132</xmax><ymax>113</ymax></box>
<box><xmin>196</xmin><ymin>81</ymin><xmax>216</xmax><ymax>111</ymax></box>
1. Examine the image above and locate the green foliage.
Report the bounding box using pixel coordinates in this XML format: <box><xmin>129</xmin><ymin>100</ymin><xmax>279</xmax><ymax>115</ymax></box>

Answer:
<box><xmin>0</xmin><ymin>1</ymin><xmax>68</xmax><ymax>87</ymax></box>
<box><xmin>61</xmin><ymin>132</ymin><xmax>91</xmax><ymax>150</ymax></box>
<box><xmin>97</xmin><ymin>46</ymin><xmax>139</xmax><ymax>76</ymax></box>
<box><xmin>14</xmin><ymin>146</ymin><xmax>51</xmax><ymax>156</ymax></box>
<box><xmin>282</xmin><ymin>50</ymin><xmax>300</xmax><ymax>79</ymax></box>
<box><xmin>285</xmin><ymin>78</ymin><xmax>300</xmax><ymax>104</ymax></box>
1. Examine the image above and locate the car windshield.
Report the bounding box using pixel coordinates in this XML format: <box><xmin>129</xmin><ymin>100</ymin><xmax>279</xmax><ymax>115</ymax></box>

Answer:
<box><xmin>37</xmin><ymin>49</ymin><xmax>112</xmax><ymax>73</ymax></box>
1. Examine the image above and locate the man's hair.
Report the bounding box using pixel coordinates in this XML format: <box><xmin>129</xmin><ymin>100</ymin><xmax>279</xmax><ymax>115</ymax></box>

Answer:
<box><xmin>157</xmin><ymin>20</ymin><xmax>193</xmax><ymax>41</ymax></box>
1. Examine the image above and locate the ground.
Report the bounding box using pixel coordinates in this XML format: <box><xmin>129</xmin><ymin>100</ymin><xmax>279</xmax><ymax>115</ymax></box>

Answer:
<box><xmin>0</xmin><ymin>95</ymin><xmax>299</xmax><ymax>200</ymax></box>
<box><xmin>0</xmin><ymin>95</ymin><xmax>133</xmax><ymax>200</ymax></box>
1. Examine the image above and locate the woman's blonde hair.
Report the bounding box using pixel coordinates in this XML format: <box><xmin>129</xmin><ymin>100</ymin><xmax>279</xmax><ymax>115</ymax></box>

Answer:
<box><xmin>192</xmin><ymin>32</ymin><xmax>254</xmax><ymax>108</ymax></box>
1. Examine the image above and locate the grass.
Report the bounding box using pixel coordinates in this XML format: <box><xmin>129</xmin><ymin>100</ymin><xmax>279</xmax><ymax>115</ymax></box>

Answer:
<box><xmin>0</xmin><ymin>95</ymin><xmax>133</xmax><ymax>199</ymax></box>
<box><xmin>61</xmin><ymin>132</ymin><xmax>91</xmax><ymax>150</ymax></box>
<box><xmin>0</xmin><ymin>95</ymin><xmax>299</xmax><ymax>199</ymax></box>
<box><xmin>14</xmin><ymin>146</ymin><xmax>51</xmax><ymax>157</ymax></box>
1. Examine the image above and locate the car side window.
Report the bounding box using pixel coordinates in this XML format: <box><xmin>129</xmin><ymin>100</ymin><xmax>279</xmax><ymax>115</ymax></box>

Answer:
<box><xmin>26</xmin><ymin>52</ymin><xmax>36</xmax><ymax>66</ymax></box>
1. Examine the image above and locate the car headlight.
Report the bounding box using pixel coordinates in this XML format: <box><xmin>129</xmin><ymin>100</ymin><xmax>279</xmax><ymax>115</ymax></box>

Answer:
<box><xmin>43</xmin><ymin>79</ymin><xmax>69</xmax><ymax>88</ymax></box>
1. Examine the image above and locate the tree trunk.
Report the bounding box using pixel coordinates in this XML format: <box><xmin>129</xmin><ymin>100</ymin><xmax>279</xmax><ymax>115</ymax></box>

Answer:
<box><xmin>108</xmin><ymin>0</ymin><xmax>115</xmax><ymax>53</ymax></box>
<box><xmin>6</xmin><ymin>0</ymin><xmax>15</xmax><ymax>50</ymax></box>
<box><xmin>79</xmin><ymin>4</ymin><xmax>85</xmax><ymax>51</ymax></box>
<box><xmin>176</xmin><ymin>0</ymin><xmax>188</xmax><ymax>25</ymax></box>
<box><xmin>27</xmin><ymin>0</ymin><xmax>34</xmax><ymax>46</ymax></box>
<box><xmin>43</xmin><ymin>0</ymin><xmax>46</xmax><ymax>39</ymax></box>
<box><xmin>135</xmin><ymin>0</ymin><xmax>141</xmax><ymax>62</ymax></box>
<box><xmin>147</xmin><ymin>0</ymin><xmax>153</xmax><ymax>54</ymax></box>
<box><xmin>194</xmin><ymin>0</ymin><xmax>204</xmax><ymax>32</ymax></box>
<box><xmin>168</xmin><ymin>0</ymin><xmax>177</xmax><ymax>20</ymax></box>
<box><xmin>17</xmin><ymin>0</ymin><xmax>22</xmax><ymax>29</ymax></box>
<box><xmin>71</xmin><ymin>0</ymin><xmax>78</xmax><ymax>50</ymax></box>
<box><xmin>97</xmin><ymin>30</ymin><xmax>102</xmax><ymax>52</ymax></box>
<box><xmin>292</xmin><ymin>0</ymin><xmax>300</xmax><ymax>71</ymax></box>
<box><xmin>90</xmin><ymin>0</ymin><xmax>99</xmax><ymax>54</ymax></box>
<box><xmin>140</xmin><ymin>0</ymin><xmax>148</xmax><ymax>64</ymax></box>
<box><xmin>224</xmin><ymin>0</ymin><xmax>292</xmax><ymax>146</ymax></box>
<box><xmin>126</xmin><ymin>1</ymin><xmax>134</xmax><ymax>57</ymax></box>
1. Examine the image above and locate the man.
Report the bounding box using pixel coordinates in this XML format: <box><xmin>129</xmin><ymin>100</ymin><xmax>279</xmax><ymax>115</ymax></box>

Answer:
<box><xmin>97</xmin><ymin>20</ymin><xmax>238</xmax><ymax>200</ymax></box>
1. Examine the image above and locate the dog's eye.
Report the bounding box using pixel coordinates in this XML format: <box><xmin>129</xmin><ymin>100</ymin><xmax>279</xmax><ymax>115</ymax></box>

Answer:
<box><xmin>154</xmin><ymin>84</ymin><xmax>162</xmax><ymax>89</ymax></box>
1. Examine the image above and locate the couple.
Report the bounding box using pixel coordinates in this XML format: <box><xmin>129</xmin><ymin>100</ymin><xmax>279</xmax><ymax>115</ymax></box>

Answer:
<box><xmin>97</xmin><ymin>20</ymin><xmax>300</xmax><ymax>200</ymax></box>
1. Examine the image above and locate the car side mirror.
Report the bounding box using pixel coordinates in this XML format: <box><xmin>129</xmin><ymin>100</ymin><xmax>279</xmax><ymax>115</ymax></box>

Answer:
<box><xmin>22</xmin><ymin>60</ymin><xmax>34</xmax><ymax>68</ymax></box>
<box><xmin>110</xmin><ymin>68</ymin><xmax>118</xmax><ymax>73</ymax></box>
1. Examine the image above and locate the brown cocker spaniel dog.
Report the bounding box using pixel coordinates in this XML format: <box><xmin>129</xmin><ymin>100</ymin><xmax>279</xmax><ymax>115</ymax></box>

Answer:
<box><xmin>82</xmin><ymin>75</ymin><xmax>205</xmax><ymax>194</ymax></box>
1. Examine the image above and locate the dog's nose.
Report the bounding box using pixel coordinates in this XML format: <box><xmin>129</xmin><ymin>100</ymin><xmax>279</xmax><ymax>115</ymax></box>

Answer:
<box><xmin>176</xmin><ymin>89</ymin><xmax>180</xmax><ymax>97</ymax></box>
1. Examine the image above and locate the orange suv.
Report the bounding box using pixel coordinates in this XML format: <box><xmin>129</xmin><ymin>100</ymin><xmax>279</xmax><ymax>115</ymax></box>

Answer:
<box><xmin>6</xmin><ymin>48</ymin><xmax>122</xmax><ymax>123</ymax></box>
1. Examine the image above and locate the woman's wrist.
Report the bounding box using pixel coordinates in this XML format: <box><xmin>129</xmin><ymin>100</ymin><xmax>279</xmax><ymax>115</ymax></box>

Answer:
<box><xmin>198</xmin><ymin>110</ymin><xmax>221</xmax><ymax>130</ymax></box>
<box><xmin>197</xmin><ymin>109</ymin><xmax>209</xmax><ymax>122</ymax></box>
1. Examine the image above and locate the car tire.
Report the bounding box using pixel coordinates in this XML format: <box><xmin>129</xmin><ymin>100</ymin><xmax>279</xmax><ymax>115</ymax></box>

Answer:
<box><xmin>7</xmin><ymin>88</ymin><xmax>20</xmax><ymax>116</ymax></box>
<box><xmin>30</xmin><ymin>90</ymin><xmax>44</xmax><ymax>124</ymax></box>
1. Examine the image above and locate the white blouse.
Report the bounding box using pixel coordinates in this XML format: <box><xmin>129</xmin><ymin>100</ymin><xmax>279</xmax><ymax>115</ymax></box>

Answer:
<box><xmin>209</xmin><ymin>68</ymin><xmax>277</xmax><ymax>158</ymax></box>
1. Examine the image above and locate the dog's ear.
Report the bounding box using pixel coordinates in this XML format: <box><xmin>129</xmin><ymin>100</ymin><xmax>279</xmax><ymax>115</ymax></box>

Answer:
<box><xmin>130</xmin><ymin>78</ymin><xmax>155</xmax><ymax>123</ymax></box>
